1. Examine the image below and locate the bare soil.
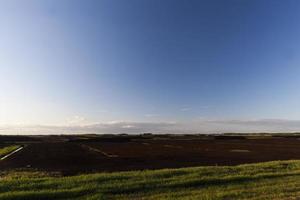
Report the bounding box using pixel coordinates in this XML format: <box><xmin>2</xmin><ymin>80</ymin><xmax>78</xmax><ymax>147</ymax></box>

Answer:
<box><xmin>0</xmin><ymin>134</ymin><xmax>300</xmax><ymax>175</ymax></box>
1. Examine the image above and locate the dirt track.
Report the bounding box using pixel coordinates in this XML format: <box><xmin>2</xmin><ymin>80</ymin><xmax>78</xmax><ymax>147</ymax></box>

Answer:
<box><xmin>1</xmin><ymin>135</ymin><xmax>300</xmax><ymax>175</ymax></box>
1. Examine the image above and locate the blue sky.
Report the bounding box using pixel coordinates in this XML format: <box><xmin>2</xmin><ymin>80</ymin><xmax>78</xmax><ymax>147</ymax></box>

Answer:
<box><xmin>1</xmin><ymin>0</ymin><xmax>300</xmax><ymax>133</ymax></box>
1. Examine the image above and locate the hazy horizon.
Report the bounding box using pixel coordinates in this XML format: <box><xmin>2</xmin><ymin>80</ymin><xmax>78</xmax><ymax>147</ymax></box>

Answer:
<box><xmin>1</xmin><ymin>0</ymin><xmax>300</xmax><ymax>134</ymax></box>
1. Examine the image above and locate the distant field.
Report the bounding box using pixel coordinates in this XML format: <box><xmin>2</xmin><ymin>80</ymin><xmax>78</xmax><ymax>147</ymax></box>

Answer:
<box><xmin>1</xmin><ymin>160</ymin><xmax>300</xmax><ymax>200</ymax></box>
<box><xmin>2</xmin><ymin>134</ymin><xmax>300</xmax><ymax>175</ymax></box>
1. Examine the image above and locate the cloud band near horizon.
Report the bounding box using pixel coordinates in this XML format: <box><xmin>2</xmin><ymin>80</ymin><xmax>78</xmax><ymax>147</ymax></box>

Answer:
<box><xmin>1</xmin><ymin>119</ymin><xmax>300</xmax><ymax>135</ymax></box>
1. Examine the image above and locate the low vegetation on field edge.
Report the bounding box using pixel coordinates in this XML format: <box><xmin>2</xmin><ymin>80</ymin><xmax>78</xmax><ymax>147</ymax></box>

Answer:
<box><xmin>0</xmin><ymin>145</ymin><xmax>21</xmax><ymax>158</ymax></box>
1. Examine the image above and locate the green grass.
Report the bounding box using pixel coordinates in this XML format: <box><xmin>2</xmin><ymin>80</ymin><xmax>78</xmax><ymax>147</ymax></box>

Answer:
<box><xmin>0</xmin><ymin>145</ymin><xmax>21</xmax><ymax>157</ymax></box>
<box><xmin>1</xmin><ymin>160</ymin><xmax>300</xmax><ymax>199</ymax></box>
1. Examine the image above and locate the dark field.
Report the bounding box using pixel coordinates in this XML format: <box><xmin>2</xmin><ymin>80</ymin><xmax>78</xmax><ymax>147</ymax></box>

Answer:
<box><xmin>1</xmin><ymin>134</ymin><xmax>300</xmax><ymax>175</ymax></box>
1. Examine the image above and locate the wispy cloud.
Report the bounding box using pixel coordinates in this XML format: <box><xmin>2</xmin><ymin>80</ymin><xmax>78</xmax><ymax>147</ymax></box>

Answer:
<box><xmin>66</xmin><ymin>115</ymin><xmax>86</xmax><ymax>125</ymax></box>
<box><xmin>93</xmin><ymin>110</ymin><xmax>109</xmax><ymax>114</ymax></box>
<box><xmin>121</xmin><ymin>125</ymin><xmax>135</xmax><ymax>129</ymax></box>
<box><xmin>0</xmin><ymin>121</ymin><xmax>177</xmax><ymax>135</ymax></box>
<box><xmin>199</xmin><ymin>119</ymin><xmax>300</xmax><ymax>133</ymax></box>
<box><xmin>144</xmin><ymin>114</ymin><xmax>159</xmax><ymax>118</ymax></box>
<box><xmin>180</xmin><ymin>107</ymin><xmax>191</xmax><ymax>112</ymax></box>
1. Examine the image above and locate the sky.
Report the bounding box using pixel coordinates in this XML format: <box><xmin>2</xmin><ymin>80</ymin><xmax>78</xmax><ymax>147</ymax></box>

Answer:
<box><xmin>1</xmin><ymin>0</ymin><xmax>300</xmax><ymax>134</ymax></box>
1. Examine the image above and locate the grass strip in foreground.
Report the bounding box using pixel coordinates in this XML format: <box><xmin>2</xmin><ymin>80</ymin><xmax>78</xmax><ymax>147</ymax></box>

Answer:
<box><xmin>1</xmin><ymin>160</ymin><xmax>300</xmax><ymax>199</ymax></box>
